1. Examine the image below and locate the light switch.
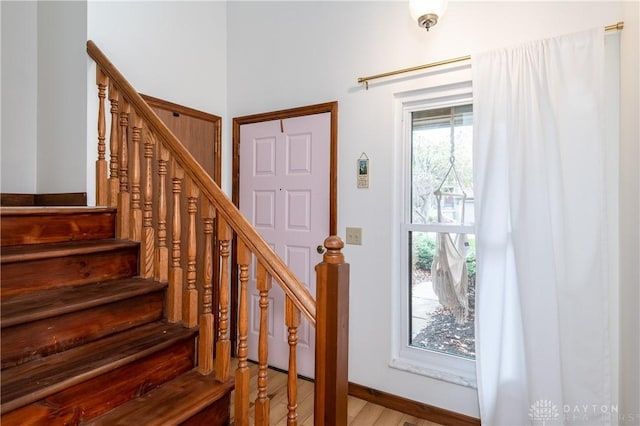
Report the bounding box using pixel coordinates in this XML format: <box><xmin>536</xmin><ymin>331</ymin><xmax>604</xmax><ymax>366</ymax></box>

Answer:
<box><xmin>346</xmin><ymin>227</ymin><xmax>362</xmax><ymax>245</ymax></box>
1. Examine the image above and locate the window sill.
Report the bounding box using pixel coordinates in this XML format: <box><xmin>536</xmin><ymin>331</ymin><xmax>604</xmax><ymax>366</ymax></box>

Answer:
<box><xmin>389</xmin><ymin>353</ymin><xmax>477</xmax><ymax>389</ymax></box>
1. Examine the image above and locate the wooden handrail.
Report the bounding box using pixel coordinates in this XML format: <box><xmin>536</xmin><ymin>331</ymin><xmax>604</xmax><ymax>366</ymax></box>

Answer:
<box><xmin>86</xmin><ymin>40</ymin><xmax>316</xmax><ymax>324</ymax></box>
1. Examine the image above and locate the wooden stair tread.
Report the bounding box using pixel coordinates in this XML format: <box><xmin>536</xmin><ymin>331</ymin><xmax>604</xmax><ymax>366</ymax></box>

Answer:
<box><xmin>1</xmin><ymin>278</ymin><xmax>167</xmax><ymax>328</ymax></box>
<box><xmin>0</xmin><ymin>239</ymin><xmax>138</xmax><ymax>264</ymax></box>
<box><xmin>0</xmin><ymin>206</ymin><xmax>115</xmax><ymax>216</ymax></box>
<box><xmin>1</xmin><ymin>321</ymin><xmax>197</xmax><ymax>413</ymax></box>
<box><xmin>85</xmin><ymin>370</ymin><xmax>234</xmax><ymax>425</ymax></box>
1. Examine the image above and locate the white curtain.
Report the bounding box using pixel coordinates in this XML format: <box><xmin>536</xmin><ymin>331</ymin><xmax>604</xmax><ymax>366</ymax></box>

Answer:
<box><xmin>473</xmin><ymin>28</ymin><xmax>611</xmax><ymax>425</ymax></box>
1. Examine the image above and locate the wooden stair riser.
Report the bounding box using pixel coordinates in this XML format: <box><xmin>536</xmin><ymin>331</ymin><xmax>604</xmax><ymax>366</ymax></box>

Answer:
<box><xmin>1</xmin><ymin>291</ymin><xmax>165</xmax><ymax>369</ymax></box>
<box><xmin>0</xmin><ymin>337</ymin><xmax>195</xmax><ymax>425</ymax></box>
<box><xmin>1</xmin><ymin>248</ymin><xmax>139</xmax><ymax>298</ymax></box>
<box><xmin>179</xmin><ymin>393</ymin><xmax>231</xmax><ymax>426</ymax></box>
<box><xmin>0</xmin><ymin>210</ymin><xmax>116</xmax><ymax>247</ymax></box>
<box><xmin>84</xmin><ymin>370</ymin><xmax>234</xmax><ymax>426</ymax></box>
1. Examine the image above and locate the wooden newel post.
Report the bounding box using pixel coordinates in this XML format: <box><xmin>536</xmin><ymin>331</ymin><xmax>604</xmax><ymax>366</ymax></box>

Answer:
<box><xmin>314</xmin><ymin>235</ymin><xmax>349</xmax><ymax>426</ymax></box>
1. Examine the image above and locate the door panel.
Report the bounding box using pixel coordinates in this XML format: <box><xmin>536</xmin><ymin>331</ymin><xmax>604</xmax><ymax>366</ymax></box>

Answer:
<box><xmin>141</xmin><ymin>94</ymin><xmax>221</xmax><ymax>182</ymax></box>
<box><xmin>239</xmin><ymin>112</ymin><xmax>331</xmax><ymax>378</ymax></box>
<box><xmin>140</xmin><ymin>94</ymin><xmax>222</xmax><ymax>352</ymax></box>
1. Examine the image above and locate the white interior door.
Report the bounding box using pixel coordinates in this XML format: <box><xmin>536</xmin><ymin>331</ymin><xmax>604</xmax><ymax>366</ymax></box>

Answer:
<box><xmin>239</xmin><ymin>112</ymin><xmax>331</xmax><ymax>378</ymax></box>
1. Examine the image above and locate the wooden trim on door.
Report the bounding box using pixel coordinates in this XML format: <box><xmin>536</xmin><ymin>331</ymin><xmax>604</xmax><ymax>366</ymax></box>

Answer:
<box><xmin>348</xmin><ymin>382</ymin><xmax>481</xmax><ymax>426</ymax></box>
<box><xmin>141</xmin><ymin>94</ymin><xmax>222</xmax><ymax>122</ymax></box>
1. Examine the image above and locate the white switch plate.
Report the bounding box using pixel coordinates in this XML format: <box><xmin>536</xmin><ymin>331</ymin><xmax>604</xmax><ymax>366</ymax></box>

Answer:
<box><xmin>346</xmin><ymin>227</ymin><xmax>362</xmax><ymax>245</ymax></box>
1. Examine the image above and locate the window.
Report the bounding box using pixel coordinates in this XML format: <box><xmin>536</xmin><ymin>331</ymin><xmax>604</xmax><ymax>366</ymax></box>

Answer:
<box><xmin>408</xmin><ymin>104</ymin><xmax>475</xmax><ymax>358</ymax></box>
<box><xmin>392</xmin><ymin>86</ymin><xmax>476</xmax><ymax>387</ymax></box>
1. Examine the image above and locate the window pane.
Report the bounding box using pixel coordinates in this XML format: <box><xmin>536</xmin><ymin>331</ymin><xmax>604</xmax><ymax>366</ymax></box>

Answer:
<box><xmin>411</xmin><ymin>106</ymin><xmax>474</xmax><ymax>226</ymax></box>
<box><xmin>409</xmin><ymin>231</ymin><xmax>476</xmax><ymax>359</ymax></box>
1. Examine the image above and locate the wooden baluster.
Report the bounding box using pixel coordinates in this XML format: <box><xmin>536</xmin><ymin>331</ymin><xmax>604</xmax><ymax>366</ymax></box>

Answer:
<box><xmin>183</xmin><ymin>177</ymin><xmax>199</xmax><ymax>328</ymax></box>
<box><xmin>255</xmin><ymin>262</ymin><xmax>272</xmax><ymax>426</ymax></box>
<box><xmin>215</xmin><ymin>218</ymin><xmax>232</xmax><ymax>382</ymax></box>
<box><xmin>140</xmin><ymin>127</ymin><xmax>155</xmax><ymax>279</ymax></box>
<box><xmin>235</xmin><ymin>239</ymin><xmax>251</xmax><ymax>426</ymax></box>
<box><xmin>155</xmin><ymin>143</ymin><xmax>169</xmax><ymax>283</ymax></box>
<box><xmin>286</xmin><ymin>296</ymin><xmax>300</xmax><ymax>426</ymax></box>
<box><xmin>314</xmin><ymin>236</ymin><xmax>350</xmax><ymax>426</ymax></box>
<box><xmin>198</xmin><ymin>201</ymin><xmax>215</xmax><ymax>374</ymax></box>
<box><xmin>130</xmin><ymin>111</ymin><xmax>142</xmax><ymax>242</ymax></box>
<box><xmin>95</xmin><ymin>68</ymin><xmax>108</xmax><ymax>206</ymax></box>
<box><xmin>167</xmin><ymin>158</ymin><xmax>184</xmax><ymax>323</ymax></box>
<box><xmin>107</xmin><ymin>82</ymin><xmax>119</xmax><ymax>208</ymax></box>
<box><xmin>117</xmin><ymin>99</ymin><xmax>131</xmax><ymax>239</ymax></box>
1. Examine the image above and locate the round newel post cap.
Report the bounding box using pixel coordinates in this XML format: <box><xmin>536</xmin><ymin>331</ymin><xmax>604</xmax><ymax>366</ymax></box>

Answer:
<box><xmin>323</xmin><ymin>235</ymin><xmax>345</xmax><ymax>264</ymax></box>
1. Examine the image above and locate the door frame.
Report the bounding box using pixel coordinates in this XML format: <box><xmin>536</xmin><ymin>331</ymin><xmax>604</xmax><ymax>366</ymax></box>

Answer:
<box><xmin>231</xmin><ymin>101</ymin><xmax>339</xmax><ymax>355</ymax></box>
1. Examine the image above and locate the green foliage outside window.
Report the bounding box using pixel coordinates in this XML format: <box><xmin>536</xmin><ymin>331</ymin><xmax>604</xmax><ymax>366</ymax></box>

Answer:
<box><xmin>413</xmin><ymin>233</ymin><xmax>476</xmax><ymax>279</ymax></box>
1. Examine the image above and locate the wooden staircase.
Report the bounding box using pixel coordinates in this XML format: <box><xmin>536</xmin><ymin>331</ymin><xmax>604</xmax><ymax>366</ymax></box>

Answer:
<box><xmin>0</xmin><ymin>207</ymin><xmax>234</xmax><ymax>425</ymax></box>
<box><xmin>0</xmin><ymin>39</ymin><xmax>349</xmax><ymax>425</ymax></box>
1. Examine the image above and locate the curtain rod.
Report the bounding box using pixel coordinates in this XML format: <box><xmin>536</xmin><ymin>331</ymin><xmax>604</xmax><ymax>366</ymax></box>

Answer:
<box><xmin>357</xmin><ymin>21</ymin><xmax>624</xmax><ymax>89</ymax></box>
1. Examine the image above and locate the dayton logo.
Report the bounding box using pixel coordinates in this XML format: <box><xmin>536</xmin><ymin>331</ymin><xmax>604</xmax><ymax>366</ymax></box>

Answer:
<box><xmin>529</xmin><ymin>400</ymin><xmax>560</xmax><ymax>425</ymax></box>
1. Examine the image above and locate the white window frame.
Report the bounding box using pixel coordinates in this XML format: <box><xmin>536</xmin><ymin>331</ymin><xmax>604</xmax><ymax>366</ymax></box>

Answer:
<box><xmin>391</xmin><ymin>79</ymin><xmax>477</xmax><ymax>388</ymax></box>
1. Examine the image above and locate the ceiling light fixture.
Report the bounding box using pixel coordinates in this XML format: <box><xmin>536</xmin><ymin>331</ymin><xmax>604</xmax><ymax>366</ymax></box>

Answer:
<box><xmin>409</xmin><ymin>0</ymin><xmax>448</xmax><ymax>31</ymax></box>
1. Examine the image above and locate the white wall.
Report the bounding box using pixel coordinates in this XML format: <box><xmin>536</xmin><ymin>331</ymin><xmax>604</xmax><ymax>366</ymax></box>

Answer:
<box><xmin>1</xmin><ymin>1</ymin><xmax>38</xmax><ymax>193</ymax></box>
<box><xmin>3</xmin><ymin>0</ymin><xmax>228</xmax><ymax>198</ymax></box>
<box><xmin>37</xmin><ymin>1</ymin><xmax>88</xmax><ymax>194</ymax></box>
<box><xmin>86</xmin><ymin>0</ymin><xmax>228</xmax><ymax>203</ymax></box>
<box><xmin>619</xmin><ymin>1</ymin><xmax>640</xmax><ymax>423</ymax></box>
<box><xmin>87</xmin><ymin>1</ymin><xmax>227</xmax><ymax>115</ymax></box>
<box><xmin>227</xmin><ymin>1</ymin><xmax>635</xmax><ymax>418</ymax></box>
<box><xmin>1</xmin><ymin>1</ymin><xmax>87</xmax><ymax>195</ymax></box>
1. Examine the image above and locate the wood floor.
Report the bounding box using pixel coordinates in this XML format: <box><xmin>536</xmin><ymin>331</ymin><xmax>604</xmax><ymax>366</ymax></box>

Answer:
<box><xmin>232</xmin><ymin>362</ymin><xmax>443</xmax><ymax>425</ymax></box>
